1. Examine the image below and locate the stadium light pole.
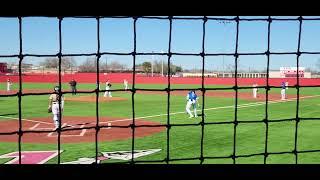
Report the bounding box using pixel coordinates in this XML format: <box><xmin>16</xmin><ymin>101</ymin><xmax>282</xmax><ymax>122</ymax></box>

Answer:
<box><xmin>222</xmin><ymin>53</ymin><xmax>225</xmax><ymax>77</ymax></box>
<box><xmin>219</xmin><ymin>20</ymin><xmax>231</xmax><ymax>78</ymax></box>
<box><xmin>151</xmin><ymin>51</ymin><xmax>154</xmax><ymax>77</ymax></box>
<box><xmin>161</xmin><ymin>50</ymin><xmax>164</xmax><ymax>77</ymax></box>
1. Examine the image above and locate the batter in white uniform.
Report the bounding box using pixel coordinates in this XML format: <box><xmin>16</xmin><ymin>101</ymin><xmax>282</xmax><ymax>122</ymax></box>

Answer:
<box><xmin>48</xmin><ymin>86</ymin><xmax>64</xmax><ymax>130</ymax></box>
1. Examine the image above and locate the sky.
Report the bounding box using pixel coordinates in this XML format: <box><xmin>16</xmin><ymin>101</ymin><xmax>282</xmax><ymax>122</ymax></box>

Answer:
<box><xmin>1</xmin><ymin>16</ymin><xmax>320</xmax><ymax>72</ymax></box>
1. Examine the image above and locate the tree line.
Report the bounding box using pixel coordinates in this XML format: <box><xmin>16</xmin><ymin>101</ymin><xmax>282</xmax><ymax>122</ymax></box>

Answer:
<box><xmin>138</xmin><ymin>60</ymin><xmax>183</xmax><ymax>75</ymax></box>
<box><xmin>40</xmin><ymin>57</ymin><xmax>77</xmax><ymax>71</ymax></box>
<box><xmin>40</xmin><ymin>57</ymin><xmax>128</xmax><ymax>72</ymax></box>
<box><xmin>39</xmin><ymin>58</ymin><xmax>183</xmax><ymax>74</ymax></box>
<box><xmin>37</xmin><ymin>57</ymin><xmax>320</xmax><ymax>74</ymax></box>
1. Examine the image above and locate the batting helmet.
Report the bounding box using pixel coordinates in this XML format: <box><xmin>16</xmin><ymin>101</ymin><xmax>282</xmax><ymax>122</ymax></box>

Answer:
<box><xmin>54</xmin><ymin>86</ymin><xmax>60</xmax><ymax>92</ymax></box>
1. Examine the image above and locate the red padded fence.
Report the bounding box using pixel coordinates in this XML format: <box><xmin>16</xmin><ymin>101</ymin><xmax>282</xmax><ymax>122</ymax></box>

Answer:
<box><xmin>1</xmin><ymin>73</ymin><xmax>320</xmax><ymax>86</ymax></box>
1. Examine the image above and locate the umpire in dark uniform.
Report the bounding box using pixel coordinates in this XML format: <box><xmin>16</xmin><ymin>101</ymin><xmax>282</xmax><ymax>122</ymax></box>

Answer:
<box><xmin>69</xmin><ymin>79</ymin><xmax>77</xmax><ymax>95</ymax></box>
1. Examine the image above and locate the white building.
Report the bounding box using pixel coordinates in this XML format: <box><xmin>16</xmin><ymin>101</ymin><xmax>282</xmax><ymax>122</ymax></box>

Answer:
<box><xmin>181</xmin><ymin>67</ymin><xmax>312</xmax><ymax>78</ymax></box>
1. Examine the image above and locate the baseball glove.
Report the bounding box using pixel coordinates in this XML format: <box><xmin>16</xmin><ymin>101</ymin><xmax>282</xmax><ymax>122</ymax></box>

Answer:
<box><xmin>48</xmin><ymin>106</ymin><xmax>52</xmax><ymax>113</ymax></box>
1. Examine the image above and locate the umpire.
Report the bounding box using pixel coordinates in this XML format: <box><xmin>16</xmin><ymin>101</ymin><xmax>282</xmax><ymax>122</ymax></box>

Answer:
<box><xmin>69</xmin><ymin>79</ymin><xmax>77</xmax><ymax>95</ymax></box>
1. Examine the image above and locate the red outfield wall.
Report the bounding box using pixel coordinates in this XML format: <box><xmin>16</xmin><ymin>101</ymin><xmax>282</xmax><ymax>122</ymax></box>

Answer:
<box><xmin>1</xmin><ymin>73</ymin><xmax>320</xmax><ymax>86</ymax></box>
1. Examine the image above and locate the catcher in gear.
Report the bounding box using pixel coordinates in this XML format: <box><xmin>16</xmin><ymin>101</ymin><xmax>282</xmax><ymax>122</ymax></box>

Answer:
<box><xmin>48</xmin><ymin>86</ymin><xmax>64</xmax><ymax>130</ymax></box>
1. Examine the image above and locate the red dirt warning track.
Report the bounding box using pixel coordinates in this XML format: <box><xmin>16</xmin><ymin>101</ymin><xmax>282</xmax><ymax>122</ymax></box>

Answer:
<box><xmin>0</xmin><ymin>117</ymin><xmax>165</xmax><ymax>143</ymax></box>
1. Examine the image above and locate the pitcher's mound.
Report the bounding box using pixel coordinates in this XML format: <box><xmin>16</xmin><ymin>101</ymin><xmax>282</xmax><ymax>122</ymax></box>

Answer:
<box><xmin>66</xmin><ymin>95</ymin><xmax>127</xmax><ymax>103</ymax></box>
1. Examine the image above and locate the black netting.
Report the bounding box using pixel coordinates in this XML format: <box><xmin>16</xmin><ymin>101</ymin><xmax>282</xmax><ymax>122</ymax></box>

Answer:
<box><xmin>0</xmin><ymin>16</ymin><xmax>319</xmax><ymax>164</ymax></box>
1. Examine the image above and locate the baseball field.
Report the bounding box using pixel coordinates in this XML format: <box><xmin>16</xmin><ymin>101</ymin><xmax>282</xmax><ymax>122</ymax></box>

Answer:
<box><xmin>0</xmin><ymin>77</ymin><xmax>320</xmax><ymax>164</ymax></box>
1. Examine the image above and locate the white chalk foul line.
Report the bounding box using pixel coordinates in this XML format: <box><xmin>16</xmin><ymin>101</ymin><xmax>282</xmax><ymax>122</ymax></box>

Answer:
<box><xmin>0</xmin><ymin>116</ymin><xmax>53</xmax><ymax>125</ymax></box>
<box><xmin>100</xmin><ymin>94</ymin><xmax>320</xmax><ymax>123</ymax></box>
<box><xmin>0</xmin><ymin>95</ymin><xmax>319</xmax><ymax>127</ymax></box>
<box><xmin>29</xmin><ymin>123</ymin><xmax>41</xmax><ymax>130</ymax></box>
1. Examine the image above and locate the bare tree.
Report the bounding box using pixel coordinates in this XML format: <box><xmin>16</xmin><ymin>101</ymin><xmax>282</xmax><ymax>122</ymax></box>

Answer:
<box><xmin>99</xmin><ymin>60</ymin><xmax>128</xmax><ymax>72</ymax></box>
<box><xmin>62</xmin><ymin>57</ymin><xmax>77</xmax><ymax>70</ymax></box>
<box><xmin>40</xmin><ymin>58</ymin><xmax>58</xmax><ymax>68</ymax></box>
<box><xmin>78</xmin><ymin>58</ymin><xmax>97</xmax><ymax>72</ymax></box>
<box><xmin>40</xmin><ymin>57</ymin><xmax>77</xmax><ymax>70</ymax></box>
<box><xmin>108</xmin><ymin>61</ymin><xmax>127</xmax><ymax>71</ymax></box>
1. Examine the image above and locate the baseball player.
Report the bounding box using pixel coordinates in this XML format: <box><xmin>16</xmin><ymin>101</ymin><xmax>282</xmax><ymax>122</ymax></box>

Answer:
<box><xmin>186</xmin><ymin>90</ymin><xmax>194</xmax><ymax>118</ymax></box>
<box><xmin>48</xmin><ymin>86</ymin><xmax>65</xmax><ymax>130</ymax></box>
<box><xmin>7</xmin><ymin>78</ymin><xmax>12</xmax><ymax>92</ymax></box>
<box><xmin>191</xmin><ymin>90</ymin><xmax>199</xmax><ymax>117</ymax></box>
<box><xmin>252</xmin><ymin>82</ymin><xmax>258</xmax><ymax>98</ymax></box>
<box><xmin>281</xmin><ymin>81</ymin><xmax>286</xmax><ymax>100</ymax></box>
<box><xmin>186</xmin><ymin>90</ymin><xmax>199</xmax><ymax>118</ymax></box>
<box><xmin>96</xmin><ymin>82</ymin><xmax>100</xmax><ymax>90</ymax></box>
<box><xmin>69</xmin><ymin>79</ymin><xmax>77</xmax><ymax>95</ymax></box>
<box><xmin>104</xmin><ymin>80</ymin><xmax>112</xmax><ymax>97</ymax></box>
<box><xmin>285</xmin><ymin>81</ymin><xmax>289</xmax><ymax>90</ymax></box>
<box><xmin>123</xmin><ymin>79</ymin><xmax>129</xmax><ymax>90</ymax></box>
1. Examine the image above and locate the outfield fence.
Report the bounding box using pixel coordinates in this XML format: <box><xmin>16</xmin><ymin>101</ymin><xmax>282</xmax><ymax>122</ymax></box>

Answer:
<box><xmin>1</xmin><ymin>72</ymin><xmax>320</xmax><ymax>85</ymax></box>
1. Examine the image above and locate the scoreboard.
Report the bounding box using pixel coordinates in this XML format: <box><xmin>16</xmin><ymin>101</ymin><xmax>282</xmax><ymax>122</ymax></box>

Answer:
<box><xmin>280</xmin><ymin>67</ymin><xmax>305</xmax><ymax>78</ymax></box>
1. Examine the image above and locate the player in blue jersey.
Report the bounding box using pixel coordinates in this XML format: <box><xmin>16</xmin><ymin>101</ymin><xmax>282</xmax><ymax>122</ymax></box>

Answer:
<box><xmin>186</xmin><ymin>90</ymin><xmax>199</xmax><ymax>118</ymax></box>
<box><xmin>186</xmin><ymin>91</ymin><xmax>194</xmax><ymax>118</ymax></box>
<box><xmin>191</xmin><ymin>90</ymin><xmax>200</xmax><ymax>117</ymax></box>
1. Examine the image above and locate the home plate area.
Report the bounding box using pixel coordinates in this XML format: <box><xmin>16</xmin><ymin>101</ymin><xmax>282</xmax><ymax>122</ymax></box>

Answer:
<box><xmin>0</xmin><ymin>116</ymin><xmax>165</xmax><ymax>144</ymax></box>
<box><xmin>29</xmin><ymin>122</ymin><xmax>88</xmax><ymax>137</ymax></box>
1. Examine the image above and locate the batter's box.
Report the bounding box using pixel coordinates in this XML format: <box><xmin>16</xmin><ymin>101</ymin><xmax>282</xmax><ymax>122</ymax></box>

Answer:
<box><xmin>29</xmin><ymin>122</ymin><xmax>86</xmax><ymax>137</ymax></box>
<box><xmin>29</xmin><ymin>122</ymin><xmax>55</xmax><ymax>131</ymax></box>
<box><xmin>29</xmin><ymin>122</ymin><xmax>74</xmax><ymax>131</ymax></box>
<box><xmin>47</xmin><ymin>123</ymin><xmax>87</xmax><ymax>137</ymax></box>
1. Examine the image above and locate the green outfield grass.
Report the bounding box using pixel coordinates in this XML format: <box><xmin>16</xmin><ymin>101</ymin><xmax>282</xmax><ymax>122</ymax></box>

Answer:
<box><xmin>0</xmin><ymin>82</ymin><xmax>320</xmax><ymax>164</ymax></box>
